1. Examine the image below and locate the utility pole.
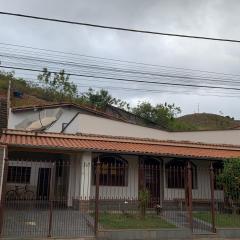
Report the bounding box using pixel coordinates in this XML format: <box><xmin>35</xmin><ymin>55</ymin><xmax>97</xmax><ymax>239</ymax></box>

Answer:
<box><xmin>6</xmin><ymin>79</ymin><xmax>12</xmax><ymax>125</ymax></box>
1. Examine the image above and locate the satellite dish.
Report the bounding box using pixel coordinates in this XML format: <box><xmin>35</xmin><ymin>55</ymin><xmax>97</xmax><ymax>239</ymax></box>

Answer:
<box><xmin>26</xmin><ymin>117</ymin><xmax>57</xmax><ymax>131</ymax></box>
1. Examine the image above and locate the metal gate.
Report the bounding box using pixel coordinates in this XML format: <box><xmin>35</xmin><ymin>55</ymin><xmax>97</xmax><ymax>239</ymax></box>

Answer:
<box><xmin>1</xmin><ymin>155</ymin><xmax>95</xmax><ymax>239</ymax></box>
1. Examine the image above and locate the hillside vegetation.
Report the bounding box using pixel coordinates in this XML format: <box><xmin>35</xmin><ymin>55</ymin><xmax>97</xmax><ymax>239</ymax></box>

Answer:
<box><xmin>176</xmin><ymin>113</ymin><xmax>239</xmax><ymax>131</ymax></box>
<box><xmin>0</xmin><ymin>70</ymin><xmax>239</xmax><ymax>131</ymax></box>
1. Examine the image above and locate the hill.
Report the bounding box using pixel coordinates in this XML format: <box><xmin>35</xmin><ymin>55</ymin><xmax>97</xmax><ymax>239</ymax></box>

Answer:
<box><xmin>176</xmin><ymin>113</ymin><xmax>240</xmax><ymax>131</ymax></box>
<box><xmin>1</xmin><ymin>71</ymin><xmax>239</xmax><ymax>132</ymax></box>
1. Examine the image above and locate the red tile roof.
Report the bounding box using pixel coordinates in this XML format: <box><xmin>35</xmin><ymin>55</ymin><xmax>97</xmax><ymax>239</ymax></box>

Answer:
<box><xmin>1</xmin><ymin>129</ymin><xmax>240</xmax><ymax>159</ymax></box>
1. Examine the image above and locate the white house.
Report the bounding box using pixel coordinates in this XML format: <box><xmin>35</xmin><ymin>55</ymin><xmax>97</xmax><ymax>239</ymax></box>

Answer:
<box><xmin>1</xmin><ymin>103</ymin><xmax>240</xmax><ymax>209</ymax></box>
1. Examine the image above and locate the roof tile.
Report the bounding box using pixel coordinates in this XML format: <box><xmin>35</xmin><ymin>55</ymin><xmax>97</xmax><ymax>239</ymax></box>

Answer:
<box><xmin>1</xmin><ymin>129</ymin><xmax>240</xmax><ymax>159</ymax></box>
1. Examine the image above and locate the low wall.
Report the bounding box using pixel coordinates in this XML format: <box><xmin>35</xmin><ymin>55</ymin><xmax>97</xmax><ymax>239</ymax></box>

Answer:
<box><xmin>217</xmin><ymin>228</ymin><xmax>240</xmax><ymax>238</ymax></box>
<box><xmin>98</xmin><ymin>228</ymin><xmax>192</xmax><ymax>240</ymax></box>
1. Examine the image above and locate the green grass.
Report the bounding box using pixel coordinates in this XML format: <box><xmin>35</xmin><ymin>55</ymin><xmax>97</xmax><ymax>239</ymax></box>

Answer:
<box><xmin>194</xmin><ymin>212</ymin><xmax>240</xmax><ymax>228</ymax></box>
<box><xmin>98</xmin><ymin>213</ymin><xmax>175</xmax><ymax>229</ymax></box>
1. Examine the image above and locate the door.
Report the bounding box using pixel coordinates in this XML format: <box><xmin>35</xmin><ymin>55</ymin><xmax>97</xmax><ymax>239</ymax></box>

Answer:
<box><xmin>37</xmin><ymin>168</ymin><xmax>51</xmax><ymax>200</ymax></box>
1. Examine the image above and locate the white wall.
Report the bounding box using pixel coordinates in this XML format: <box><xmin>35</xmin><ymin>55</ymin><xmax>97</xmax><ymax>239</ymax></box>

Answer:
<box><xmin>46</xmin><ymin>108</ymin><xmax>78</xmax><ymax>132</ymax></box>
<box><xmin>66</xmin><ymin>113</ymin><xmax>240</xmax><ymax>145</ymax></box>
<box><xmin>171</xmin><ymin>130</ymin><xmax>240</xmax><ymax>145</ymax></box>
<box><xmin>9</xmin><ymin>107</ymin><xmax>240</xmax><ymax>145</ymax></box>
<box><xmin>66</xmin><ymin>113</ymin><xmax>169</xmax><ymax>138</ymax></box>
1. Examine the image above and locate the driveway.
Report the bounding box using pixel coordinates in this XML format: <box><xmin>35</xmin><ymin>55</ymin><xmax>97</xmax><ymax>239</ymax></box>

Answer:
<box><xmin>2</xmin><ymin>208</ymin><xmax>94</xmax><ymax>238</ymax></box>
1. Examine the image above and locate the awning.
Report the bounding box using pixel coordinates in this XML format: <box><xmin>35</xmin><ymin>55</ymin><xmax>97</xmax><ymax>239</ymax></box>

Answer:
<box><xmin>1</xmin><ymin>129</ymin><xmax>240</xmax><ymax>159</ymax></box>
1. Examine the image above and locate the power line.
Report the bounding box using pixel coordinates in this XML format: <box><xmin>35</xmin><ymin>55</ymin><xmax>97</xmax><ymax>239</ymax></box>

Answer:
<box><xmin>1</xmin><ymin>42</ymin><xmax>240</xmax><ymax>79</ymax></box>
<box><xmin>4</xmin><ymin>53</ymin><xmax>240</xmax><ymax>86</ymax></box>
<box><xmin>0</xmin><ymin>11</ymin><xmax>240</xmax><ymax>43</ymax></box>
<box><xmin>2</xmin><ymin>64</ymin><xmax>240</xmax><ymax>91</ymax></box>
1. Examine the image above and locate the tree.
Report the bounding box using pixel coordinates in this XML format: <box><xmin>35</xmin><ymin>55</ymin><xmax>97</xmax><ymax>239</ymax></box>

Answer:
<box><xmin>132</xmin><ymin>101</ymin><xmax>181</xmax><ymax>128</ymax></box>
<box><xmin>217</xmin><ymin>159</ymin><xmax>240</xmax><ymax>205</ymax></box>
<box><xmin>38</xmin><ymin>68</ymin><xmax>78</xmax><ymax>101</ymax></box>
<box><xmin>81</xmin><ymin>88</ymin><xmax>130</xmax><ymax>110</ymax></box>
<box><xmin>139</xmin><ymin>188</ymin><xmax>150</xmax><ymax>219</ymax></box>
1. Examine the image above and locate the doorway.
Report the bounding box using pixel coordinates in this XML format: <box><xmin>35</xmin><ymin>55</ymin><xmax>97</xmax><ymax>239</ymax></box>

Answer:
<box><xmin>37</xmin><ymin>168</ymin><xmax>51</xmax><ymax>200</ymax></box>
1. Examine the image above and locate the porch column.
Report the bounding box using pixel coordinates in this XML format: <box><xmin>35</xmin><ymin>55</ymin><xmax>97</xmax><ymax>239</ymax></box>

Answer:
<box><xmin>67</xmin><ymin>154</ymin><xmax>77</xmax><ymax>207</ymax></box>
<box><xmin>67</xmin><ymin>152</ymin><xmax>92</xmax><ymax>208</ymax></box>
<box><xmin>80</xmin><ymin>151</ymin><xmax>92</xmax><ymax>200</ymax></box>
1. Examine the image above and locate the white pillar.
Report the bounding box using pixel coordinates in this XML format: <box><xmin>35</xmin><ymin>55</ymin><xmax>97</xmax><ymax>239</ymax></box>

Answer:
<box><xmin>80</xmin><ymin>151</ymin><xmax>92</xmax><ymax>200</ymax></box>
<box><xmin>67</xmin><ymin>154</ymin><xmax>76</xmax><ymax>207</ymax></box>
<box><xmin>67</xmin><ymin>152</ymin><xmax>92</xmax><ymax>207</ymax></box>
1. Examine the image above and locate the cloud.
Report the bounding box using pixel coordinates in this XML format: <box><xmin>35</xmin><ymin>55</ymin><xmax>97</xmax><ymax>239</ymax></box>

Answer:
<box><xmin>0</xmin><ymin>0</ymin><xmax>240</xmax><ymax>118</ymax></box>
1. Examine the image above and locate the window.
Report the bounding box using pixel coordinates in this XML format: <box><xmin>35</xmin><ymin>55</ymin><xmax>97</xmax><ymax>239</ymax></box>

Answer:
<box><xmin>165</xmin><ymin>160</ymin><xmax>197</xmax><ymax>189</ymax></box>
<box><xmin>7</xmin><ymin>166</ymin><xmax>31</xmax><ymax>184</ymax></box>
<box><xmin>93</xmin><ymin>155</ymin><xmax>128</xmax><ymax>186</ymax></box>
<box><xmin>213</xmin><ymin>161</ymin><xmax>223</xmax><ymax>190</ymax></box>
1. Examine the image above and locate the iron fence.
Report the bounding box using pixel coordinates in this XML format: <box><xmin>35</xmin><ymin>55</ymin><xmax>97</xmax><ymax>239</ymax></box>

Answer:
<box><xmin>0</xmin><ymin>153</ymin><xmax>240</xmax><ymax>238</ymax></box>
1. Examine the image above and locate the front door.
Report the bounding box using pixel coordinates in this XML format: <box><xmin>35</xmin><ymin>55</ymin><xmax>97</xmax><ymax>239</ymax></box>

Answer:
<box><xmin>37</xmin><ymin>168</ymin><xmax>51</xmax><ymax>200</ymax></box>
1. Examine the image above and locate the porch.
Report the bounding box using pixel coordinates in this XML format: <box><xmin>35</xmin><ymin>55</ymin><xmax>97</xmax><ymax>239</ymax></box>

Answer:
<box><xmin>1</xmin><ymin>149</ymin><xmax>223</xmax><ymax>237</ymax></box>
<box><xmin>1</xmin><ymin>129</ymin><xmax>240</xmax><ymax>239</ymax></box>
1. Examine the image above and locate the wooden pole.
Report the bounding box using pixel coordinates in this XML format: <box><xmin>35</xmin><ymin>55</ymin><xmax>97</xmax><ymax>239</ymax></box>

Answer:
<box><xmin>94</xmin><ymin>156</ymin><xmax>100</xmax><ymax>237</ymax></box>
<box><xmin>0</xmin><ymin>147</ymin><xmax>9</xmax><ymax>236</ymax></box>
<box><xmin>187</xmin><ymin>161</ymin><xmax>193</xmax><ymax>231</ymax></box>
<box><xmin>209</xmin><ymin>162</ymin><xmax>216</xmax><ymax>233</ymax></box>
<box><xmin>7</xmin><ymin>79</ymin><xmax>11</xmax><ymax>120</ymax></box>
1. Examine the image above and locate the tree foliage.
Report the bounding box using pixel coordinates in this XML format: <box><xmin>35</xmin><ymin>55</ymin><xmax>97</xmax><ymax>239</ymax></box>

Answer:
<box><xmin>38</xmin><ymin>68</ymin><xmax>78</xmax><ymax>101</ymax></box>
<box><xmin>132</xmin><ymin>101</ymin><xmax>181</xmax><ymax>128</ymax></box>
<box><xmin>217</xmin><ymin>159</ymin><xmax>240</xmax><ymax>202</ymax></box>
<box><xmin>81</xmin><ymin>88</ymin><xmax>130</xmax><ymax>110</ymax></box>
<box><xmin>1</xmin><ymin>70</ymin><xmax>189</xmax><ymax>130</ymax></box>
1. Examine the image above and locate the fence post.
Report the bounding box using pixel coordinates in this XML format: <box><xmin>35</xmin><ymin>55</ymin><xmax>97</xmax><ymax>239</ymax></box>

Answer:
<box><xmin>0</xmin><ymin>153</ymin><xmax>9</xmax><ymax>236</ymax></box>
<box><xmin>48</xmin><ymin>200</ymin><xmax>53</xmax><ymax>237</ymax></box>
<box><xmin>209</xmin><ymin>162</ymin><xmax>216</xmax><ymax>233</ymax></box>
<box><xmin>187</xmin><ymin>161</ymin><xmax>193</xmax><ymax>231</ymax></box>
<box><xmin>94</xmin><ymin>156</ymin><xmax>100</xmax><ymax>237</ymax></box>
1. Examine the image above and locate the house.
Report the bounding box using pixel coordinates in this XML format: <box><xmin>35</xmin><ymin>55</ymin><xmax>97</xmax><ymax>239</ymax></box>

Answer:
<box><xmin>1</xmin><ymin>103</ymin><xmax>240</xmax><ymax>238</ymax></box>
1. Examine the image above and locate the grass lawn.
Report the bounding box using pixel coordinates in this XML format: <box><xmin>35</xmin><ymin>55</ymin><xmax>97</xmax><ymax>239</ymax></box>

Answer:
<box><xmin>98</xmin><ymin>213</ymin><xmax>175</xmax><ymax>229</ymax></box>
<box><xmin>194</xmin><ymin>212</ymin><xmax>240</xmax><ymax>228</ymax></box>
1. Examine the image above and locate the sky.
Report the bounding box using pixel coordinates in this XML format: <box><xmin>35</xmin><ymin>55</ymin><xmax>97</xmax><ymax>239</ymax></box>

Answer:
<box><xmin>1</xmin><ymin>0</ymin><xmax>240</xmax><ymax>118</ymax></box>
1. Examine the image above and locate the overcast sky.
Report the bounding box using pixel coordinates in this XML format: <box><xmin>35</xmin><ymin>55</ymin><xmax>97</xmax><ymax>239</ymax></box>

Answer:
<box><xmin>1</xmin><ymin>0</ymin><xmax>240</xmax><ymax>118</ymax></box>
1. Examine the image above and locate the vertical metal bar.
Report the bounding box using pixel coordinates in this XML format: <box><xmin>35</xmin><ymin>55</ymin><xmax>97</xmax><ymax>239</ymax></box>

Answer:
<box><xmin>48</xmin><ymin>161</ymin><xmax>54</xmax><ymax>238</ymax></box>
<box><xmin>209</xmin><ymin>162</ymin><xmax>216</xmax><ymax>233</ymax></box>
<box><xmin>94</xmin><ymin>156</ymin><xmax>100</xmax><ymax>237</ymax></box>
<box><xmin>187</xmin><ymin>161</ymin><xmax>193</xmax><ymax>231</ymax></box>
<box><xmin>139</xmin><ymin>157</ymin><xmax>144</xmax><ymax>191</ymax></box>
<box><xmin>48</xmin><ymin>200</ymin><xmax>53</xmax><ymax>237</ymax></box>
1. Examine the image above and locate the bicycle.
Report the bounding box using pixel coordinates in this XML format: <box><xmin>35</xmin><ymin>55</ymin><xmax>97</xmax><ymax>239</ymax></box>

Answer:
<box><xmin>5</xmin><ymin>185</ymin><xmax>35</xmax><ymax>201</ymax></box>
